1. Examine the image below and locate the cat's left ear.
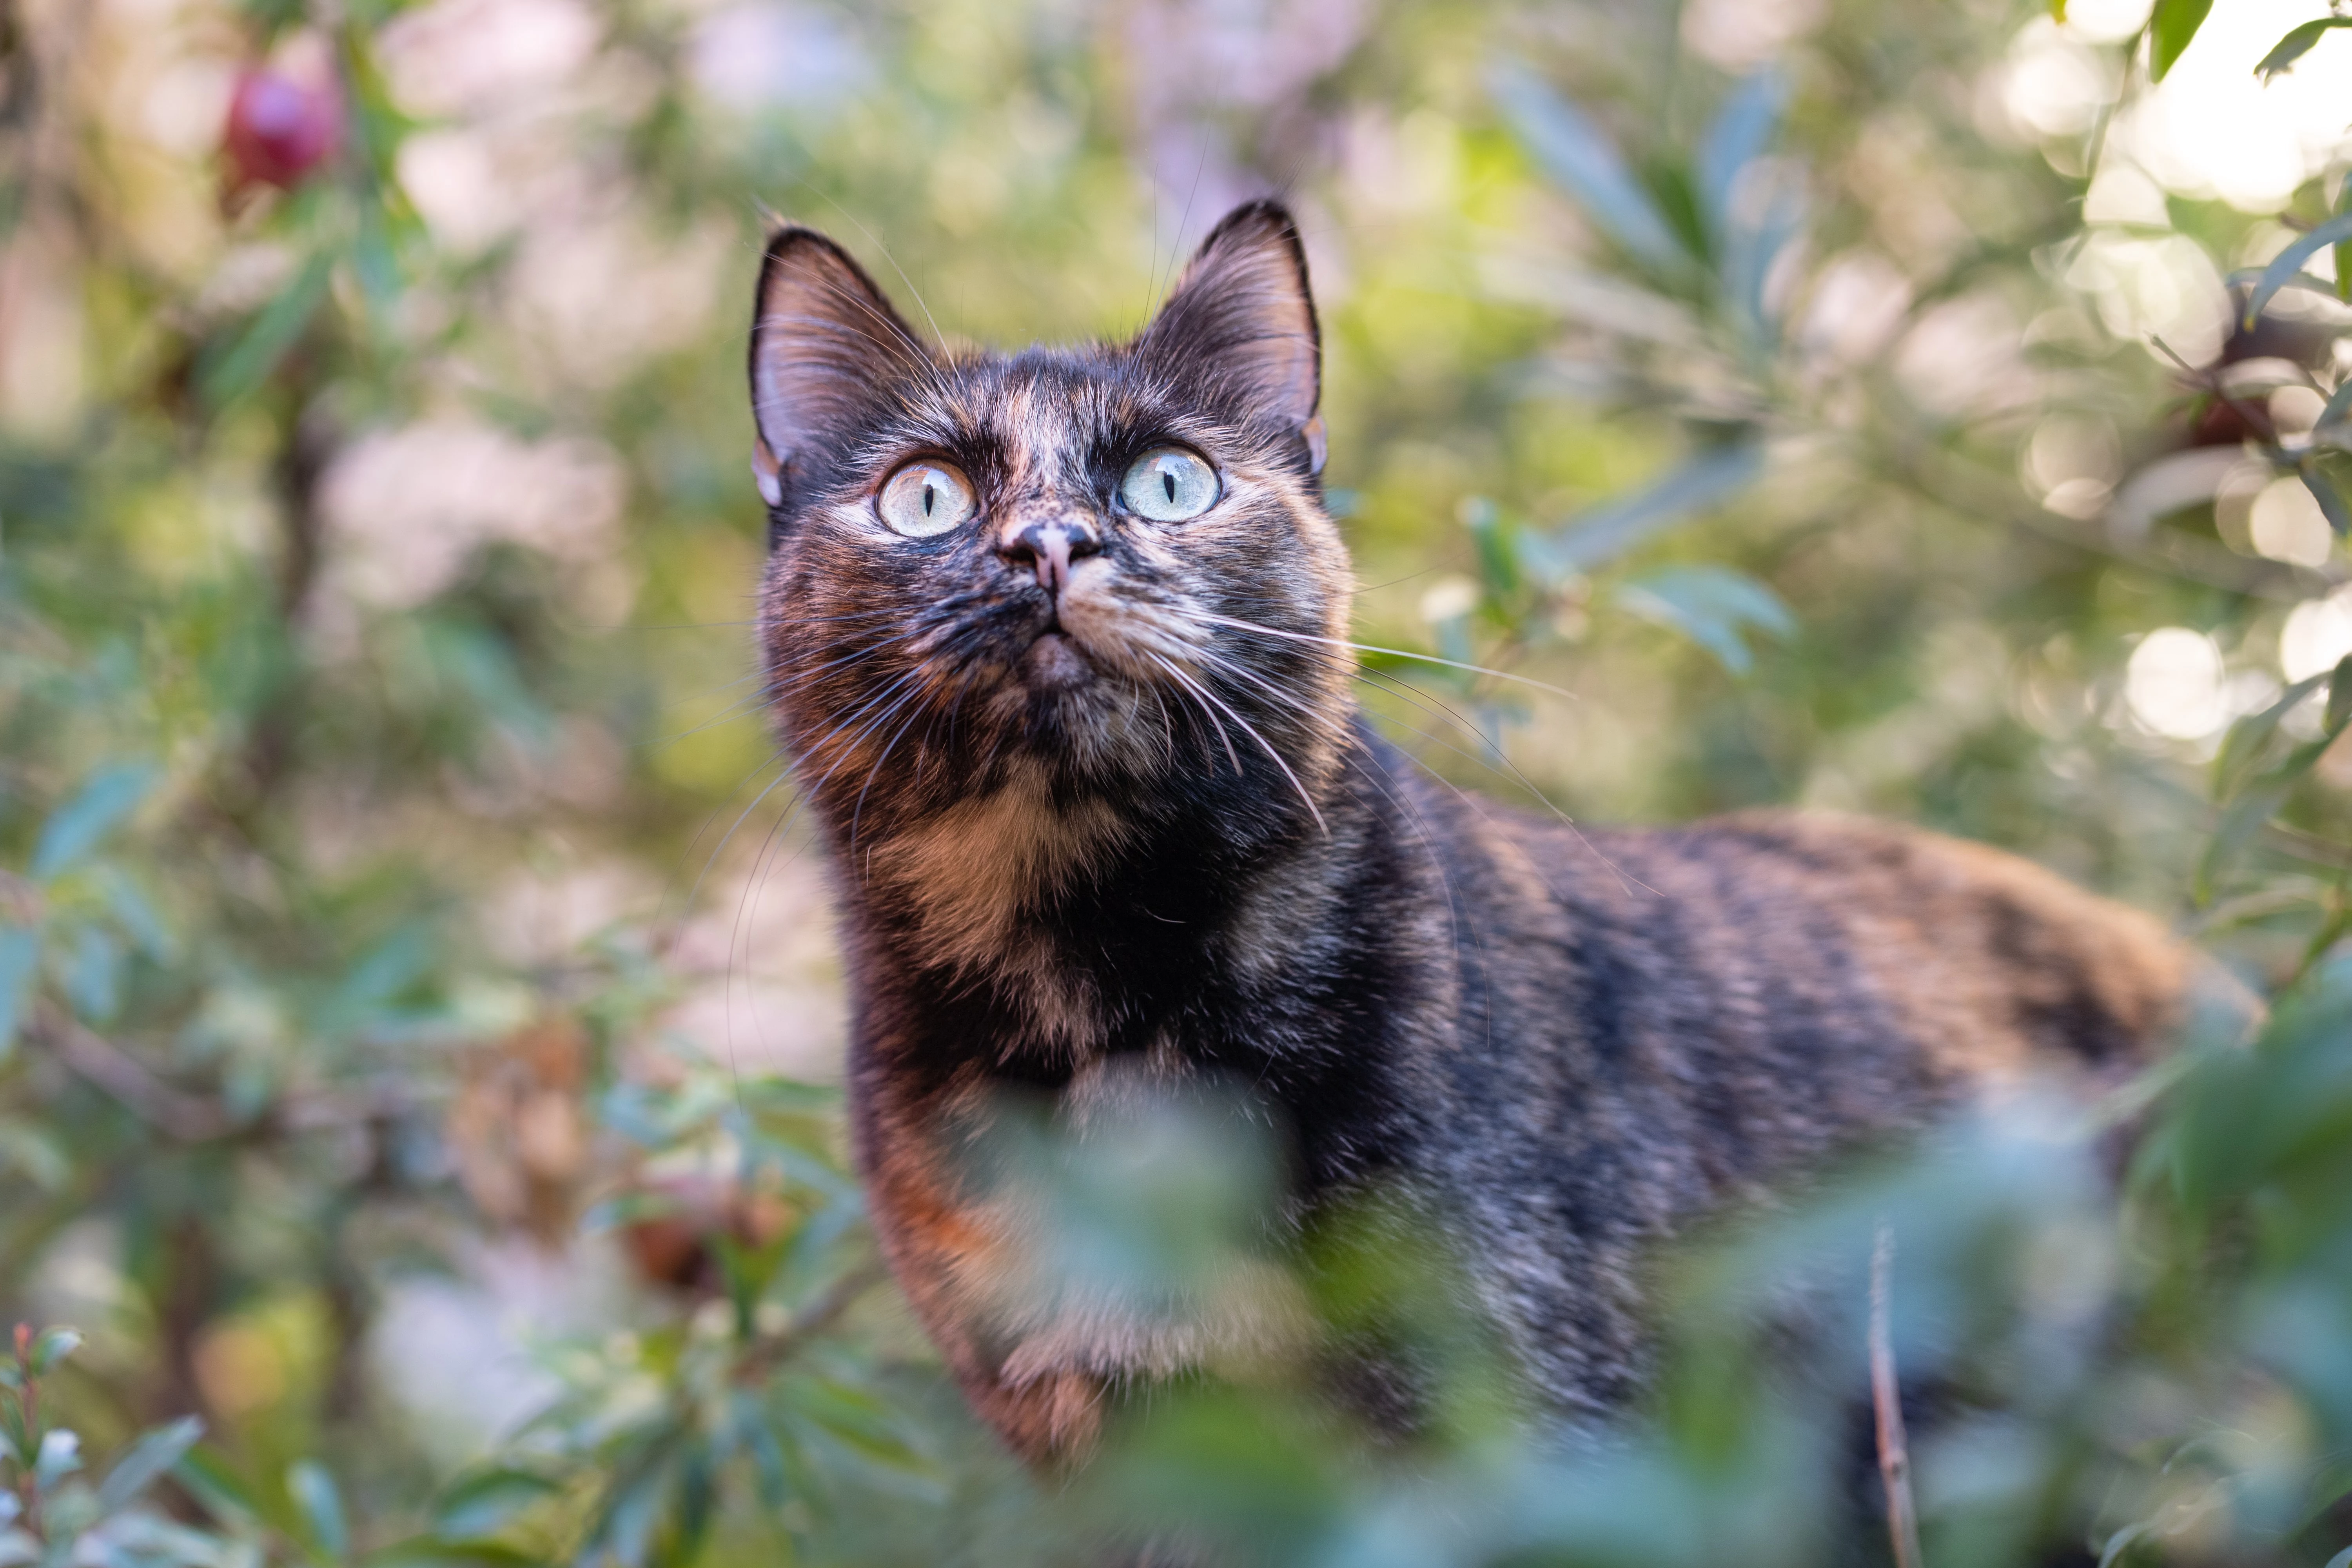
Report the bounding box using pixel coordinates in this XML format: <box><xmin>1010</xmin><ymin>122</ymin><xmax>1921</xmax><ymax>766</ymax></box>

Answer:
<box><xmin>1138</xmin><ymin>200</ymin><xmax>1326</xmax><ymax>474</ymax></box>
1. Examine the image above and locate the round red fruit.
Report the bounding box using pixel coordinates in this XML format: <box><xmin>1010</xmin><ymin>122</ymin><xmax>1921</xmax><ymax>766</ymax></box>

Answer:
<box><xmin>224</xmin><ymin>68</ymin><xmax>341</xmax><ymax>191</ymax></box>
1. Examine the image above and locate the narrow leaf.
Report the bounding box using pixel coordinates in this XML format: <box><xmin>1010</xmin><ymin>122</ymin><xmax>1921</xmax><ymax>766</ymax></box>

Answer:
<box><xmin>2303</xmin><ymin>463</ymin><xmax>2352</xmax><ymax>536</ymax></box>
<box><xmin>33</xmin><ymin>1428</ymin><xmax>82</xmax><ymax>1491</ymax></box>
<box><xmin>31</xmin><ymin>764</ymin><xmax>157</xmax><ymax>882</ymax></box>
<box><xmin>196</xmin><ymin>253</ymin><xmax>332</xmax><ymax>410</ymax></box>
<box><xmin>2216</xmin><ymin>670</ymin><xmax>2328</xmax><ymax>797</ymax></box>
<box><xmin>1696</xmin><ymin>72</ymin><xmax>1786</xmax><ymax>240</ymax></box>
<box><xmin>431</xmin><ymin>1471</ymin><xmax>558</xmax><ymax>1542</ymax></box>
<box><xmin>97</xmin><ymin>1417</ymin><xmax>203</xmax><ymax>1514</ymax></box>
<box><xmin>1523</xmin><ymin>443</ymin><xmax>1766</xmax><ymax>580</ymax></box>
<box><xmin>2244</xmin><ymin>211</ymin><xmax>2352</xmax><ymax>329</ymax></box>
<box><xmin>2255</xmin><ymin>17</ymin><xmax>2352</xmax><ymax>80</ymax></box>
<box><xmin>0</xmin><ymin>929</ymin><xmax>38</xmax><ymax>1062</ymax></box>
<box><xmin>1615</xmin><ymin>565</ymin><xmax>1797</xmax><ymax>675</ymax></box>
<box><xmin>1488</xmin><ymin>61</ymin><xmax>1688</xmax><ymax>271</ymax></box>
<box><xmin>26</xmin><ymin>1328</ymin><xmax>79</xmax><ymax>1376</ymax></box>
<box><xmin>287</xmin><ymin>1461</ymin><xmax>349</xmax><ymax>1561</ymax></box>
<box><xmin>2321</xmin><ymin>376</ymin><xmax>2352</xmax><ymax>434</ymax></box>
<box><xmin>2327</xmin><ymin>655</ymin><xmax>2352</xmax><ymax>737</ymax></box>
<box><xmin>2150</xmin><ymin>0</ymin><xmax>2214</xmax><ymax>80</ymax></box>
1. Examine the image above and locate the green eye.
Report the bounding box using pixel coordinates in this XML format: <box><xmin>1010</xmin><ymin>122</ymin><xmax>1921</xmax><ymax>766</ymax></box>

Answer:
<box><xmin>1120</xmin><ymin>447</ymin><xmax>1219</xmax><ymax>521</ymax></box>
<box><xmin>877</xmin><ymin>460</ymin><xmax>977</xmax><ymax>538</ymax></box>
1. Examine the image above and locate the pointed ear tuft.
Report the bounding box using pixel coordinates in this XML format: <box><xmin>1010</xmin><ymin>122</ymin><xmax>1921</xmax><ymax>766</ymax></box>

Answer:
<box><xmin>1138</xmin><ymin>200</ymin><xmax>1321</xmax><ymax>443</ymax></box>
<box><xmin>747</xmin><ymin>228</ymin><xmax>930</xmax><ymax>501</ymax></box>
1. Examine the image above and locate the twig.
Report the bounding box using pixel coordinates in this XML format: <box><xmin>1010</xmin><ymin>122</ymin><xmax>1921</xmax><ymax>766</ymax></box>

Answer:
<box><xmin>31</xmin><ymin>1005</ymin><xmax>229</xmax><ymax>1141</ymax></box>
<box><xmin>27</xmin><ymin>1005</ymin><xmax>416</xmax><ymax>1142</ymax></box>
<box><xmin>1871</xmin><ymin>1222</ymin><xmax>1925</xmax><ymax>1568</ymax></box>
<box><xmin>737</xmin><ymin>1259</ymin><xmax>890</xmax><ymax>1382</ymax></box>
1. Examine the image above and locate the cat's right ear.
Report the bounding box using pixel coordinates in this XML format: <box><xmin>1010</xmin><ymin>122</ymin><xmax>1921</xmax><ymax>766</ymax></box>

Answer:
<box><xmin>747</xmin><ymin>228</ymin><xmax>931</xmax><ymax>509</ymax></box>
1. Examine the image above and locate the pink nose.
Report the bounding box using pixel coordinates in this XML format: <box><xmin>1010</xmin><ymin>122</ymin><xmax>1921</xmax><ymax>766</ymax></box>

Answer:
<box><xmin>997</xmin><ymin>517</ymin><xmax>1102</xmax><ymax>595</ymax></box>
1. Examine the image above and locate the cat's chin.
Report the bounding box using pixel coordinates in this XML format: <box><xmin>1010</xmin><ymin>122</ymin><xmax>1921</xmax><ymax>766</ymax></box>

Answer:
<box><xmin>1021</xmin><ymin>631</ymin><xmax>1096</xmax><ymax>692</ymax></box>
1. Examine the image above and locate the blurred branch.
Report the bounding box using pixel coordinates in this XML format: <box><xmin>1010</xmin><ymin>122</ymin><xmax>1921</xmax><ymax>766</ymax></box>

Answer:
<box><xmin>29</xmin><ymin>1004</ymin><xmax>229</xmax><ymax>1142</ymax></box>
<box><xmin>1870</xmin><ymin>1223</ymin><xmax>1924</xmax><ymax>1568</ymax></box>
<box><xmin>26</xmin><ymin>1003</ymin><xmax>420</xmax><ymax>1142</ymax></box>
<box><xmin>736</xmin><ymin>1259</ymin><xmax>890</xmax><ymax>1383</ymax></box>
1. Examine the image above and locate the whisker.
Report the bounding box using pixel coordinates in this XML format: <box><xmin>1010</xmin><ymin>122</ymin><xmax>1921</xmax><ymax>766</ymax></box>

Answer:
<box><xmin>1151</xmin><ymin>655</ymin><xmax>1327</xmax><ymax>836</ymax></box>
<box><xmin>1195</xmin><ymin>610</ymin><xmax>1577</xmax><ymax>702</ymax></box>
<box><xmin>1147</xmin><ymin>652</ymin><xmax>1240</xmax><ymax>774</ymax></box>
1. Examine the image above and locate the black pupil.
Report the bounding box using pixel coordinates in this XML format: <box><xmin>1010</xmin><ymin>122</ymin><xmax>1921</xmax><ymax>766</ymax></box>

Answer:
<box><xmin>1162</xmin><ymin>467</ymin><xmax>1176</xmax><ymax>503</ymax></box>
<box><xmin>922</xmin><ymin>481</ymin><xmax>936</xmax><ymax>516</ymax></box>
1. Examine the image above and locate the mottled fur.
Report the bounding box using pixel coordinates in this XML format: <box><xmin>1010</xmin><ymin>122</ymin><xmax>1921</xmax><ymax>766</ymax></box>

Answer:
<box><xmin>743</xmin><ymin>203</ymin><xmax>2196</xmax><ymax>1463</ymax></box>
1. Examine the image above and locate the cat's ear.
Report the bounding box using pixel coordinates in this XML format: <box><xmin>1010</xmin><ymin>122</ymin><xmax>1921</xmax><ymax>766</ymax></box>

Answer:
<box><xmin>1138</xmin><ymin>200</ymin><xmax>1326</xmax><ymax>472</ymax></box>
<box><xmin>747</xmin><ymin>227</ymin><xmax>931</xmax><ymax>507</ymax></box>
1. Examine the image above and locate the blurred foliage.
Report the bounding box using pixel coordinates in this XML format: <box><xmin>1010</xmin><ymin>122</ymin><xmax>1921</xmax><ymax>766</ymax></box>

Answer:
<box><xmin>2</xmin><ymin>0</ymin><xmax>2352</xmax><ymax>1563</ymax></box>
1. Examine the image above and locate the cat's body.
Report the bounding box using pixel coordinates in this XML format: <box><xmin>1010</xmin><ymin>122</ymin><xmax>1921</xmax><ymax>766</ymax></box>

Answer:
<box><xmin>743</xmin><ymin>202</ymin><xmax>2195</xmax><ymax>1465</ymax></box>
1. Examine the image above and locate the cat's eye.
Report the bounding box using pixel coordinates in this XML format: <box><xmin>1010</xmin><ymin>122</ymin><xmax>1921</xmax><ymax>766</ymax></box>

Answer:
<box><xmin>1120</xmin><ymin>447</ymin><xmax>1219</xmax><ymax>522</ymax></box>
<box><xmin>877</xmin><ymin>459</ymin><xmax>978</xmax><ymax>538</ymax></box>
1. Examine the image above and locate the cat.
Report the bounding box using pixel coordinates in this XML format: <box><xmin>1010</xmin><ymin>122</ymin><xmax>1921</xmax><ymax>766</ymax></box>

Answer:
<box><xmin>743</xmin><ymin>199</ymin><xmax>2201</xmax><ymax>1466</ymax></box>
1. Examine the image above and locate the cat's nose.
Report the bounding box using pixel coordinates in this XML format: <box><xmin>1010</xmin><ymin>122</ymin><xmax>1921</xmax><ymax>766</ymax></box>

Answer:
<box><xmin>997</xmin><ymin>517</ymin><xmax>1102</xmax><ymax>596</ymax></box>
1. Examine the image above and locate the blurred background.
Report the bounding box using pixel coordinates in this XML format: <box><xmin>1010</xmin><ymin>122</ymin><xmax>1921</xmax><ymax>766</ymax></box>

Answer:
<box><xmin>4</xmin><ymin>0</ymin><xmax>2352</xmax><ymax>1563</ymax></box>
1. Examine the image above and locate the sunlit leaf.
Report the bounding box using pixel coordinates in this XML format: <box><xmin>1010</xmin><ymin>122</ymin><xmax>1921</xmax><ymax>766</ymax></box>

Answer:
<box><xmin>2254</xmin><ymin>17</ymin><xmax>2352</xmax><ymax>80</ymax></box>
<box><xmin>431</xmin><ymin>1470</ymin><xmax>557</xmax><ymax>1542</ymax></box>
<box><xmin>2149</xmin><ymin>0</ymin><xmax>2214</xmax><ymax>80</ymax></box>
<box><xmin>196</xmin><ymin>252</ymin><xmax>332</xmax><ymax>410</ymax></box>
<box><xmin>1522</xmin><ymin>443</ymin><xmax>1766</xmax><ymax>580</ymax></box>
<box><xmin>2329</xmin><ymin>656</ymin><xmax>2352</xmax><ymax>738</ymax></box>
<box><xmin>1695</xmin><ymin>72</ymin><xmax>1786</xmax><ymax>241</ymax></box>
<box><xmin>27</xmin><ymin>1328</ymin><xmax>80</xmax><ymax>1376</ymax></box>
<box><xmin>97</xmin><ymin>1418</ymin><xmax>204</xmax><ymax>1514</ymax></box>
<box><xmin>2303</xmin><ymin>463</ymin><xmax>2351</xmax><ymax>535</ymax></box>
<box><xmin>34</xmin><ymin>1428</ymin><xmax>83</xmax><ymax>1491</ymax></box>
<box><xmin>2215</xmin><ymin>670</ymin><xmax>2330</xmax><ymax>795</ymax></box>
<box><xmin>30</xmin><ymin>763</ymin><xmax>157</xmax><ymax>882</ymax></box>
<box><xmin>0</xmin><ymin>929</ymin><xmax>38</xmax><ymax>1061</ymax></box>
<box><xmin>2244</xmin><ymin>211</ymin><xmax>2352</xmax><ymax>328</ymax></box>
<box><xmin>1615</xmin><ymin>566</ymin><xmax>1795</xmax><ymax>675</ymax></box>
<box><xmin>287</xmin><ymin>1461</ymin><xmax>348</xmax><ymax>1561</ymax></box>
<box><xmin>2321</xmin><ymin>376</ymin><xmax>2352</xmax><ymax>434</ymax></box>
<box><xmin>1488</xmin><ymin>62</ymin><xmax>1688</xmax><ymax>272</ymax></box>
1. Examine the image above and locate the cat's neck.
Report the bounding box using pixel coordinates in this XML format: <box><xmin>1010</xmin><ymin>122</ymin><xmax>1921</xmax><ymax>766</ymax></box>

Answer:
<box><xmin>833</xmin><ymin>740</ymin><xmax>1369</xmax><ymax>1061</ymax></box>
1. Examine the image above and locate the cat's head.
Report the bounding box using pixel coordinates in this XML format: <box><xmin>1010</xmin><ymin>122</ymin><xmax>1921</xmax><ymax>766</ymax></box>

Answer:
<box><xmin>748</xmin><ymin>201</ymin><xmax>1354</xmax><ymax>841</ymax></box>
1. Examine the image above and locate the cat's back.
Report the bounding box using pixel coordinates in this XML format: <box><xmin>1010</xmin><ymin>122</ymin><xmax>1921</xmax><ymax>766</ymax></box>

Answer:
<box><xmin>1417</xmin><ymin>794</ymin><xmax>2197</xmax><ymax>1203</ymax></box>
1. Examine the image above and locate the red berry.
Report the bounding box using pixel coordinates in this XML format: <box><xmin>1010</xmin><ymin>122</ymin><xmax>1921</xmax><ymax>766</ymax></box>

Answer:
<box><xmin>224</xmin><ymin>68</ymin><xmax>341</xmax><ymax>191</ymax></box>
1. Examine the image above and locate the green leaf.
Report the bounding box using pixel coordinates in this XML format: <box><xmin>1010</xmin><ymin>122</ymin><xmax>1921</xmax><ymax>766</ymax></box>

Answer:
<box><xmin>96</xmin><ymin>1417</ymin><xmax>203</xmax><ymax>1514</ymax></box>
<box><xmin>0</xmin><ymin>928</ymin><xmax>39</xmax><ymax>1062</ymax></box>
<box><xmin>33</xmin><ymin>1428</ymin><xmax>82</xmax><ymax>1491</ymax></box>
<box><xmin>26</xmin><ymin>1328</ymin><xmax>80</xmax><ymax>1376</ymax></box>
<box><xmin>171</xmin><ymin>1447</ymin><xmax>261</xmax><ymax>1527</ymax></box>
<box><xmin>2302</xmin><ymin>462</ymin><xmax>2351</xmax><ymax>536</ymax></box>
<box><xmin>1488</xmin><ymin>61</ymin><xmax>1688</xmax><ymax>272</ymax></box>
<box><xmin>2255</xmin><ymin>16</ymin><xmax>2352</xmax><ymax>80</ymax></box>
<box><xmin>2149</xmin><ymin>0</ymin><xmax>2214</xmax><ymax>80</ymax></box>
<box><xmin>366</xmin><ymin>1544</ymin><xmax>541</xmax><ymax>1568</ymax></box>
<box><xmin>287</xmin><ymin>1461</ymin><xmax>348</xmax><ymax>1562</ymax></box>
<box><xmin>430</xmin><ymin>1470</ymin><xmax>558</xmax><ymax>1542</ymax></box>
<box><xmin>196</xmin><ymin>252</ymin><xmax>332</xmax><ymax>410</ymax></box>
<box><xmin>1695</xmin><ymin>72</ymin><xmax>1786</xmax><ymax>241</ymax></box>
<box><xmin>30</xmin><ymin>763</ymin><xmax>157</xmax><ymax>882</ymax></box>
<box><xmin>2325</xmin><ymin>656</ymin><xmax>2352</xmax><ymax>739</ymax></box>
<box><xmin>1522</xmin><ymin>444</ymin><xmax>1766</xmax><ymax>581</ymax></box>
<box><xmin>2321</xmin><ymin>376</ymin><xmax>2352</xmax><ymax>434</ymax></box>
<box><xmin>2214</xmin><ymin>670</ymin><xmax>2328</xmax><ymax>797</ymax></box>
<box><xmin>2244</xmin><ymin>211</ymin><xmax>2352</xmax><ymax>329</ymax></box>
<box><xmin>1614</xmin><ymin>565</ymin><xmax>1796</xmax><ymax>676</ymax></box>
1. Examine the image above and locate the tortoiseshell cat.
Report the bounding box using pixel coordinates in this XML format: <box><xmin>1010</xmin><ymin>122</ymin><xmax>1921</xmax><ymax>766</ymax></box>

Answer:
<box><xmin>744</xmin><ymin>201</ymin><xmax>2194</xmax><ymax>1464</ymax></box>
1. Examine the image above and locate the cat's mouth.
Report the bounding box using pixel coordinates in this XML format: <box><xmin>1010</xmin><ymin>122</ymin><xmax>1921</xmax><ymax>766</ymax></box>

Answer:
<box><xmin>1022</xmin><ymin>628</ymin><xmax>1095</xmax><ymax>692</ymax></box>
